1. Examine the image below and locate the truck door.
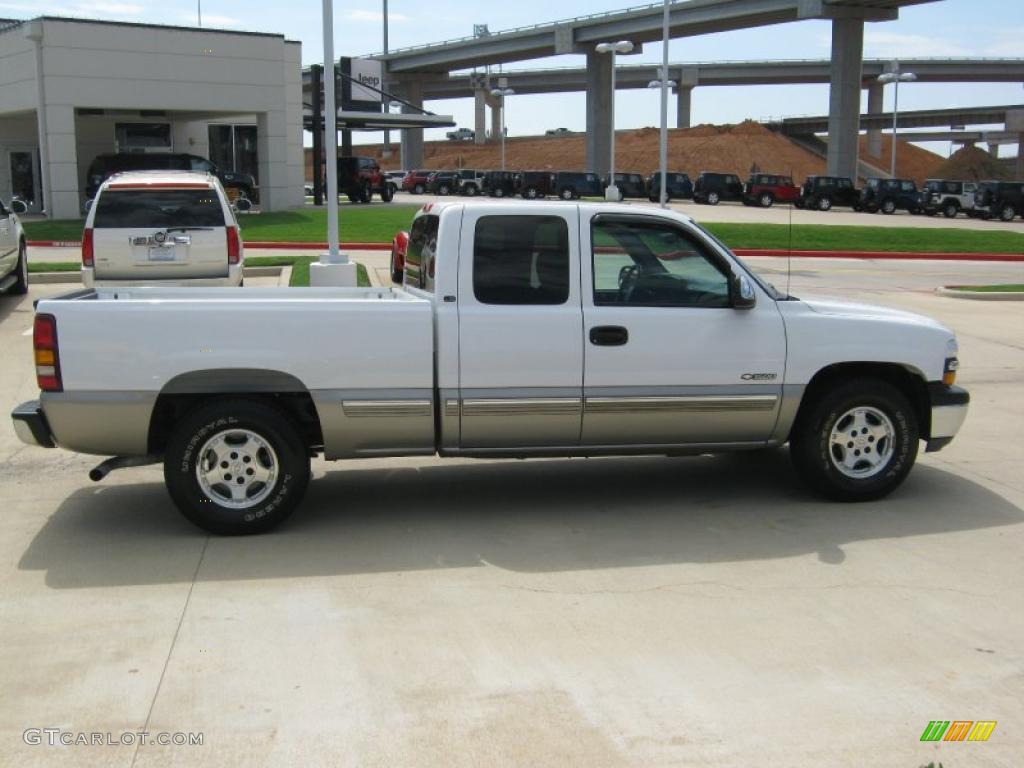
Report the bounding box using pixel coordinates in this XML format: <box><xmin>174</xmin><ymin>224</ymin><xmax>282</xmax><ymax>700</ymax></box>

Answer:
<box><xmin>580</xmin><ymin>213</ymin><xmax>785</xmax><ymax>447</ymax></box>
<box><xmin>456</xmin><ymin>207</ymin><xmax>583</xmax><ymax>449</ymax></box>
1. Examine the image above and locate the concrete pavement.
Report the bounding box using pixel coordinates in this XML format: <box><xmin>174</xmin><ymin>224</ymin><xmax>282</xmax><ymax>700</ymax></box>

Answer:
<box><xmin>0</xmin><ymin>262</ymin><xmax>1022</xmax><ymax>767</ymax></box>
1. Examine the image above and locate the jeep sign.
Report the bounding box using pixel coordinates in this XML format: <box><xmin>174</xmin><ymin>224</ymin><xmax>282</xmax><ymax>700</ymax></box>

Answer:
<box><xmin>349</xmin><ymin>58</ymin><xmax>383</xmax><ymax>104</ymax></box>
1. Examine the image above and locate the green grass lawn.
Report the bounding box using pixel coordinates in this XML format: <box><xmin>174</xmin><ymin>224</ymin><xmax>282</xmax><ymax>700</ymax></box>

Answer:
<box><xmin>946</xmin><ymin>283</ymin><xmax>1024</xmax><ymax>292</ymax></box>
<box><xmin>23</xmin><ymin>204</ymin><xmax>1024</xmax><ymax>254</ymax></box>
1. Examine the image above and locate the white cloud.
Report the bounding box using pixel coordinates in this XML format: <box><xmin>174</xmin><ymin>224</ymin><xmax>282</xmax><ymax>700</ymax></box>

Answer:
<box><xmin>346</xmin><ymin>9</ymin><xmax>408</xmax><ymax>23</ymax></box>
<box><xmin>986</xmin><ymin>28</ymin><xmax>1024</xmax><ymax>57</ymax></box>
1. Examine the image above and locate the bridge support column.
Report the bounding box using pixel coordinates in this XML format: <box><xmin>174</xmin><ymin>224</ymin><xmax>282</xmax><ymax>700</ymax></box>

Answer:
<box><xmin>866</xmin><ymin>83</ymin><xmax>884</xmax><ymax>158</ymax></box>
<box><xmin>988</xmin><ymin>142</ymin><xmax>999</xmax><ymax>158</ymax></box>
<box><xmin>826</xmin><ymin>17</ymin><xmax>864</xmax><ymax>180</ymax></box>
<box><xmin>474</xmin><ymin>89</ymin><xmax>487</xmax><ymax>145</ymax></box>
<box><xmin>675</xmin><ymin>86</ymin><xmax>692</xmax><ymax>129</ymax></box>
<box><xmin>400</xmin><ymin>81</ymin><xmax>424</xmax><ymax>170</ymax></box>
<box><xmin>585</xmin><ymin>49</ymin><xmax>613</xmax><ymax>178</ymax></box>
<box><xmin>1017</xmin><ymin>136</ymin><xmax>1024</xmax><ymax>180</ymax></box>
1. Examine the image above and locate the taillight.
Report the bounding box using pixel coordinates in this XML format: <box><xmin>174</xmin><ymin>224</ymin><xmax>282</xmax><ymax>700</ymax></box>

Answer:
<box><xmin>33</xmin><ymin>314</ymin><xmax>62</xmax><ymax>392</ymax></box>
<box><xmin>82</xmin><ymin>228</ymin><xmax>94</xmax><ymax>267</ymax></box>
<box><xmin>226</xmin><ymin>226</ymin><xmax>241</xmax><ymax>265</ymax></box>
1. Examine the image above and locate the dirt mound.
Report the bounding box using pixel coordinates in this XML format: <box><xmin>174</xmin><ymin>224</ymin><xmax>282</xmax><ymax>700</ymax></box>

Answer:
<box><xmin>932</xmin><ymin>145</ymin><xmax>1013</xmax><ymax>182</ymax></box>
<box><xmin>326</xmin><ymin>121</ymin><xmax>946</xmax><ymax>185</ymax></box>
<box><xmin>858</xmin><ymin>134</ymin><xmax>946</xmax><ymax>184</ymax></box>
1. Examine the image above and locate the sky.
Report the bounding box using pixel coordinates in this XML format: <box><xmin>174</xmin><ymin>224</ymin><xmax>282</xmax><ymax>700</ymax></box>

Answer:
<box><xmin>3</xmin><ymin>0</ymin><xmax>1022</xmax><ymax>154</ymax></box>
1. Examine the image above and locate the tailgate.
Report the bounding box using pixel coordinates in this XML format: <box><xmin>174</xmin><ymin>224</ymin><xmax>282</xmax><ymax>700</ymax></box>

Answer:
<box><xmin>91</xmin><ymin>187</ymin><xmax>229</xmax><ymax>280</ymax></box>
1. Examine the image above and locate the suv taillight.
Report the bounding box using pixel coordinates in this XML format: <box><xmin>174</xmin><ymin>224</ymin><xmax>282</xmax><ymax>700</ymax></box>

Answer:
<box><xmin>34</xmin><ymin>314</ymin><xmax>62</xmax><ymax>392</ymax></box>
<box><xmin>82</xmin><ymin>228</ymin><xmax>94</xmax><ymax>267</ymax></box>
<box><xmin>226</xmin><ymin>226</ymin><xmax>241</xmax><ymax>265</ymax></box>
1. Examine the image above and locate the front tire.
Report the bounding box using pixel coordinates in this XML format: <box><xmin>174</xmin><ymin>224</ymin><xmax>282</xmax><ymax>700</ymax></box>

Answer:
<box><xmin>11</xmin><ymin>240</ymin><xmax>28</xmax><ymax>295</ymax></box>
<box><xmin>790</xmin><ymin>379</ymin><xmax>919</xmax><ymax>502</ymax></box>
<box><xmin>390</xmin><ymin>245</ymin><xmax>403</xmax><ymax>284</ymax></box>
<box><xmin>164</xmin><ymin>399</ymin><xmax>311</xmax><ymax>535</ymax></box>
<box><xmin>561</xmin><ymin>188</ymin><xmax>575</xmax><ymax>201</ymax></box>
<box><xmin>999</xmin><ymin>204</ymin><xmax>1017</xmax><ymax>222</ymax></box>
<box><xmin>707</xmin><ymin>191</ymin><xmax>720</xmax><ymax>205</ymax></box>
<box><xmin>413</xmin><ymin>183</ymin><xmax>425</xmax><ymax>195</ymax></box>
<box><xmin>881</xmin><ymin>199</ymin><xmax>897</xmax><ymax>215</ymax></box>
<box><xmin>942</xmin><ymin>202</ymin><xmax>959</xmax><ymax>219</ymax></box>
<box><xmin>817</xmin><ymin>196</ymin><xmax>833</xmax><ymax>212</ymax></box>
<box><xmin>759</xmin><ymin>192</ymin><xmax>774</xmax><ymax>208</ymax></box>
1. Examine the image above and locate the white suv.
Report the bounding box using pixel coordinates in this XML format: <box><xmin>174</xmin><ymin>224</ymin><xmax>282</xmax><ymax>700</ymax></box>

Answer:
<box><xmin>0</xmin><ymin>196</ymin><xmax>28</xmax><ymax>296</ymax></box>
<box><xmin>82</xmin><ymin>171</ymin><xmax>245</xmax><ymax>287</ymax></box>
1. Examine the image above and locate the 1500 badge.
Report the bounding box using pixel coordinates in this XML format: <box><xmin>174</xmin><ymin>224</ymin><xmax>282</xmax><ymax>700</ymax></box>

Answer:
<box><xmin>741</xmin><ymin>373</ymin><xmax>778</xmax><ymax>381</ymax></box>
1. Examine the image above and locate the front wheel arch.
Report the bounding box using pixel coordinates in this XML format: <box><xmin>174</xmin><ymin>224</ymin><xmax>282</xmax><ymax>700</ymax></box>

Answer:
<box><xmin>789</xmin><ymin>362</ymin><xmax>931</xmax><ymax>443</ymax></box>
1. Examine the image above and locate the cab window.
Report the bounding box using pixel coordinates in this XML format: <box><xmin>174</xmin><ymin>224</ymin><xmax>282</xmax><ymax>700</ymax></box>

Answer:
<box><xmin>592</xmin><ymin>218</ymin><xmax>730</xmax><ymax>308</ymax></box>
<box><xmin>473</xmin><ymin>215</ymin><xmax>569</xmax><ymax>305</ymax></box>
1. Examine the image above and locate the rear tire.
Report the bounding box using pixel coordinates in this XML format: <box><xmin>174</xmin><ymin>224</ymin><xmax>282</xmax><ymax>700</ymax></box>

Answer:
<box><xmin>561</xmin><ymin>188</ymin><xmax>575</xmax><ymax>200</ymax></box>
<box><xmin>390</xmin><ymin>244</ymin><xmax>403</xmax><ymax>284</ymax></box>
<box><xmin>881</xmin><ymin>199</ymin><xmax>897</xmax><ymax>215</ymax></box>
<box><xmin>759</xmin><ymin>192</ymin><xmax>774</xmax><ymax>208</ymax></box>
<box><xmin>379</xmin><ymin>184</ymin><xmax>395</xmax><ymax>203</ymax></box>
<box><xmin>817</xmin><ymin>196</ymin><xmax>833</xmax><ymax>212</ymax></box>
<box><xmin>464</xmin><ymin>184</ymin><xmax>478</xmax><ymax>197</ymax></box>
<box><xmin>164</xmin><ymin>399</ymin><xmax>311</xmax><ymax>535</ymax></box>
<box><xmin>942</xmin><ymin>202</ymin><xmax>959</xmax><ymax>219</ymax></box>
<box><xmin>413</xmin><ymin>183</ymin><xmax>425</xmax><ymax>195</ymax></box>
<box><xmin>11</xmin><ymin>240</ymin><xmax>28</xmax><ymax>295</ymax></box>
<box><xmin>707</xmin><ymin>191</ymin><xmax>720</xmax><ymax>206</ymax></box>
<box><xmin>493</xmin><ymin>187</ymin><xmax>505</xmax><ymax>198</ymax></box>
<box><xmin>790</xmin><ymin>378</ymin><xmax>919</xmax><ymax>502</ymax></box>
<box><xmin>999</xmin><ymin>204</ymin><xmax>1017</xmax><ymax>222</ymax></box>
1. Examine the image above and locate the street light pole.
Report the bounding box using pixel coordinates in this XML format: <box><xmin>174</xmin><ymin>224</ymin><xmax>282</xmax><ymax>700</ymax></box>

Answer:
<box><xmin>382</xmin><ymin>0</ymin><xmax>390</xmax><ymax>158</ymax></box>
<box><xmin>595</xmin><ymin>40</ymin><xmax>634</xmax><ymax>201</ymax></box>
<box><xmin>659</xmin><ymin>0</ymin><xmax>669</xmax><ymax>208</ymax></box>
<box><xmin>322</xmin><ymin>0</ymin><xmax>339</xmax><ymax>261</ymax></box>
<box><xmin>877</xmin><ymin>65</ymin><xmax>917</xmax><ymax>178</ymax></box>
<box><xmin>492</xmin><ymin>86</ymin><xmax>514</xmax><ymax>170</ymax></box>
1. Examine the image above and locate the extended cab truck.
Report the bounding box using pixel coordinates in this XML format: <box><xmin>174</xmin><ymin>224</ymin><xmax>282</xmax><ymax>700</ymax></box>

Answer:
<box><xmin>12</xmin><ymin>202</ymin><xmax>969</xmax><ymax>535</ymax></box>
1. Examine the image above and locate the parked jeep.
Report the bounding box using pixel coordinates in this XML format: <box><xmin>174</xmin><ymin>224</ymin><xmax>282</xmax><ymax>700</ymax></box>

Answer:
<box><xmin>426</xmin><ymin>171</ymin><xmax>460</xmax><ymax>196</ymax></box>
<box><xmin>456</xmin><ymin>169</ymin><xmax>487</xmax><ymax>196</ymax></box>
<box><xmin>402</xmin><ymin>170</ymin><xmax>436</xmax><ymax>195</ymax></box>
<box><xmin>919</xmin><ymin>179</ymin><xmax>978</xmax><ymax>219</ymax></box>
<box><xmin>554</xmin><ymin>171</ymin><xmax>603</xmax><ymax>200</ymax></box>
<box><xmin>85</xmin><ymin>153</ymin><xmax>256</xmax><ymax>208</ymax></box>
<box><xmin>860</xmin><ymin>178</ymin><xmax>920</xmax><ymax>215</ymax></box>
<box><xmin>338</xmin><ymin>156</ymin><xmax>394</xmax><ymax>203</ymax></box>
<box><xmin>646</xmin><ymin>172</ymin><xmax>693</xmax><ymax>202</ymax></box>
<box><xmin>482</xmin><ymin>170</ymin><xmax>517</xmax><ymax>198</ymax></box>
<box><xmin>974</xmin><ymin>181</ymin><xmax>1024</xmax><ymax>222</ymax></box>
<box><xmin>797</xmin><ymin>176</ymin><xmax>860</xmax><ymax>211</ymax></box>
<box><xmin>518</xmin><ymin>171</ymin><xmax>556</xmax><ymax>199</ymax></box>
<box><xmin>692</xmin><ymin>172</ymin><xmax>744</xmax><ymax>205</ymax></box>
<box><xmin>744</xmin><ymin>174</ymin><xmax>799</xmax><ymax>208</ymax></box>
<box><xmin>609</xmin><ymin>173</ymin><xmax>647</xmax><ymax>199</ymax></box>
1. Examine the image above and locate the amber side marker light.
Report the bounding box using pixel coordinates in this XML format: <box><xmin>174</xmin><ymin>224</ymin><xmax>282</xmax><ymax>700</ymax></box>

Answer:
<box><xmin>943</xmin><ymin>357</ymin><xmax>959</xmax><ymax>387</ymax></box>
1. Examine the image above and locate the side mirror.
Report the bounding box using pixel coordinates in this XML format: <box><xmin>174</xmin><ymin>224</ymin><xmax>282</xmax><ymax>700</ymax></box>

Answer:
<box><xmin>233</xmin><ymin>197</ymin><xmax>253</xmax><ymax>213</ymax></box>
<box><xmin>732</xmin><ymin>273</ymin><xmax>757</xmax><ymax>310</ymax></box>
<box><xmin>11</xmin><ymin>198</ymin><xmax>28</xmax><ymax>214</ymax></box>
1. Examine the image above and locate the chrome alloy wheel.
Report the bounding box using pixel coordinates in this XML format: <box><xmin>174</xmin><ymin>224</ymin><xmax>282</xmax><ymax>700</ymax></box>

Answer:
<box><xmin>828</xmin><ymin>406</ymin><xmax>895</xmax><ymax>479</ymax></box>
<box><xmin>196</xmin><ymin>429</ymin><xmax>278</xmax><ymax>509</ymax></box>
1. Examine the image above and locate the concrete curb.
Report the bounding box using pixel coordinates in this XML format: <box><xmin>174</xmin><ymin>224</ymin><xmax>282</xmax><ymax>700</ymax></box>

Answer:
<box><xmin>936</xmin><ymin>287</ymin><xmax>1024</xmax><ymax>301</ymax></box>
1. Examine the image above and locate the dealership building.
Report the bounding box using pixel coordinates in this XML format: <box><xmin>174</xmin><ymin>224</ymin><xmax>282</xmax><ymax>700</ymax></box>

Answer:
<box><xmin>0</xmin><ymin>16</ymin><xmax>304</xmax><ymax>218</ymax></box>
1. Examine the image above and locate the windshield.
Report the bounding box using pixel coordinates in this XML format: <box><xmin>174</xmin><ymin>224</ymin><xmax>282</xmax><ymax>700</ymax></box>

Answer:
<box><xmin>691</xmin><ymin>221</ymin><xmax>791</xmax><ymax>301</ymax></box>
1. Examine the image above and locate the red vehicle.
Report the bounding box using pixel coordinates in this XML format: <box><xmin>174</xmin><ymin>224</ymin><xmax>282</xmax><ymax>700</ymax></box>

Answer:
<box><xmin>402</xmin><ymin>170</ymin><xmax>435</xmax><ymax>195</ymax></box>
<box><xmin>743</xmin><ymin>173</ymin><xmax>800</xmax><ymax>208</ymax></box>
<box><xmin>390</xmin><ymin>230</ymin><xmax>409</xmax><ymax>283</ymax></box>
<box><xmin>338</xmin><ymin>156</ymin><xmax>394</xmax><ymax>204</ymax></box>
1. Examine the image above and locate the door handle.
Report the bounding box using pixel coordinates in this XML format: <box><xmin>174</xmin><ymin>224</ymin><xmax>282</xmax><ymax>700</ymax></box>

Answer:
<box><xmin>589</xmin><ymin>326</ymin><xmax>629</xmax><ymax>346</ymax></box>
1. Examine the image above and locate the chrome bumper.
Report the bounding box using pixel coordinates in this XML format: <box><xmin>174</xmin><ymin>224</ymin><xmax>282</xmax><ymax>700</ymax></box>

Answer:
<box><xmin>11</xmin><ymin>400</ymin><xmax>55</xmax><ymax>448</ymax></box>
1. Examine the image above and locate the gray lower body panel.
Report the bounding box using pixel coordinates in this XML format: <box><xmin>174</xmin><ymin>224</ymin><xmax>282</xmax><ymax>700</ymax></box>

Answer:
<box><xmin>313</xmin><ymin>388</ymin><xmax>436</xmax><ymax>460</ymax></box>
<box><xmin>41</xmin><ymin>391</ymin><xmax>156</xmax><ymax>456</ymax></box>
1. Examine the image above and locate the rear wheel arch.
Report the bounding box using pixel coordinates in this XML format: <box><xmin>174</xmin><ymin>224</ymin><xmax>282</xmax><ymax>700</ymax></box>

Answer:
<box><xmin>148</xmin><ymin>370</ymin><xmax>323</xmax><ymax>455</ymax></box>
<box><xmin>789</xmin><ymin>362</ymin><xmax>931</xmax><ymax>442</ymax></box>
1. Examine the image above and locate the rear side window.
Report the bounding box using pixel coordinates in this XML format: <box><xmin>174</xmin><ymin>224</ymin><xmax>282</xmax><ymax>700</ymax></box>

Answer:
<box><xmin>404</xmin><ymin>214</ymin><xmax>439</xmax><ymax>291</ymax></box>
<box><xmin>93</xmin><ymin>189</ymin><xmax>225</xmax><ymax>228</ymax></box>
<box><xmin>473</xmin><ymin>215</ymin><xmax>569</xmax><ymax>305</ymax></box>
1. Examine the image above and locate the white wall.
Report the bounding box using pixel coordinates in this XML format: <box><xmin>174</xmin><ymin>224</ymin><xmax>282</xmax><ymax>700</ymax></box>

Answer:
<box><xmin>0</xmin><ymin>113</ymin><xmax>37</xmax><ymax>203</ymax></box>
<box><xmin>0</xmin><ymin>18</ymin><xmax>303</xmax><ymax>217</ymax></box>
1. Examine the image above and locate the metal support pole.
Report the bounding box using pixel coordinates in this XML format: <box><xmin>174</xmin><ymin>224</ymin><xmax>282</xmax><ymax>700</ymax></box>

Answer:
<box><xmin>322</xmin><ymin>0</ymin><xmax>341</xmax><ymax>262</ymax></box>
<box><xmin>890</xmin><ymin>79</ymin><xmax>899</xmax><ymax>178</ymax></box>
<box><xmin>382</xmin><ymin>0</ymin><xmax>390</xmax><ymax>157</ymax></box>
<box><xmin>658</xmin><ymin>0</ymin><xmax>669</xmax><ymax>209</ymax></box>
<box><xmin>500</xmin><ymin>97</ymin><xmax>506</xmax><ymax>170</ymax></box>
<box><xmin>609</xmin><ymin>52</ymin><xmax>616</xmax><ymax>197</ymax></box>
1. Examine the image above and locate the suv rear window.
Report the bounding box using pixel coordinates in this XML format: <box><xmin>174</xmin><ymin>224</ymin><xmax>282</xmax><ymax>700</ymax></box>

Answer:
<box><xmin>93</xmin><ymin>189</ymin><xmax>225</xmax><ymax>228</ymax></box>
<box><xmin>404</xmin><ymin>214</ymin><xmax>439</xmax><ymax>291</ymax></box>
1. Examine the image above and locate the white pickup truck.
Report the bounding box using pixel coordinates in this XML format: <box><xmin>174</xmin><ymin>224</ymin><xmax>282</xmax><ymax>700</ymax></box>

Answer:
<box><xmin>12</xmin><ymin>202</ymin><xmax>969</xmax><ymax>535</ymax></box>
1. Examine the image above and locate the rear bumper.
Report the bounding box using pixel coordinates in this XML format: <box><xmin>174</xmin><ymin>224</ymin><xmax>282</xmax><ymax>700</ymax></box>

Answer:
<box><xmin>11</xmin><ymin>400</ymin><xmax>55</xmax><ymax>448</ymax></box>
<box><xmin>83</xmin><ymin>264</ymin><xmax>243</xmax><ymax>288</ymax></box>
<box><xmin>926</xmin><ymin>383</ymin><xmax>970</xmax><ymax>453</ymax></box>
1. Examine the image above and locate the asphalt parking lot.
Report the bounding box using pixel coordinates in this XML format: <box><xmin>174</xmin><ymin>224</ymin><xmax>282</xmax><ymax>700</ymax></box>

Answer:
<box><xmin>1</xmin><ymin>258</ymin><xmax>1022</xmax><ymax>767</ymax></box>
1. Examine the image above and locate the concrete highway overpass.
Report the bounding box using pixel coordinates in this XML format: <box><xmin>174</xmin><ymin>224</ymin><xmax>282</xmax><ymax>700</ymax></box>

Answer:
<box><xmin>352</xmin><ymin>0</ymin><xmax>943</xmax><ymax>179</ymax></box>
